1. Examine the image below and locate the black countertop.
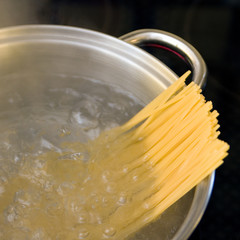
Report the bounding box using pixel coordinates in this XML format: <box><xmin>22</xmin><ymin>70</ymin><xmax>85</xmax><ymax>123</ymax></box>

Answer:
<box><xmin>0</xmin><ymin>0</ymin><xmax>239</xmax><ymax>239</ymax></box>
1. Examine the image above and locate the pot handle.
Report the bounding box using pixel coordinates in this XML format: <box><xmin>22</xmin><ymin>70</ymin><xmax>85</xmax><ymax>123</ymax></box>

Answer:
<box><xmin>119</xmin><ymin>29</ymin><xmax>207</xmax><ymax>87</ymax></box>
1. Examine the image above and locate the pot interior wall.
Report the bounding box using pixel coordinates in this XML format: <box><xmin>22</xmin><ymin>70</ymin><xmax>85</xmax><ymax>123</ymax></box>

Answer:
<box><xmin>0</xmin><ymin>40</ymin><xmax>171</xmax><ymax>105</ymax></box>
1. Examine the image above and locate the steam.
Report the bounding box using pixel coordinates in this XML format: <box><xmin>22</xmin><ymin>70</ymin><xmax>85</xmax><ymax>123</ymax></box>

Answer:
<box><xmin>0</xmin><ymin>0</ymin><xmax>48</xmax><ymax>28</ymax></box>
<box><xmin>0</xmin><ymin>0</ymin><xmax>112</xmax><ymax>33</ymax></box>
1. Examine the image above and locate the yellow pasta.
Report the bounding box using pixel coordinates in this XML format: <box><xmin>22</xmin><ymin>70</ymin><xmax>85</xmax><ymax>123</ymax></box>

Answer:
<box><xmin>87</xmin><ymin>70</ymin><xmax>229</xmax><ymax>239</ymax></box>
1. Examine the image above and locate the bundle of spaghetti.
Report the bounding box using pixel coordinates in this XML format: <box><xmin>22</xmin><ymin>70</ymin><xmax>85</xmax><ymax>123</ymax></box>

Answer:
<box><xmin>87</xmin><ymin>71</ymin><xmax>229</xmax><ymax>239</ymax></box>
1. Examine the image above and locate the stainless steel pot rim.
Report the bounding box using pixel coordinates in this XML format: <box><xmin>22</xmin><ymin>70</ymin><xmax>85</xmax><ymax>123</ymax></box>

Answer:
<box><xmin>0</xmin><ymin>25</ymin><xmax>179</xmax><ymax>90</ymax></box>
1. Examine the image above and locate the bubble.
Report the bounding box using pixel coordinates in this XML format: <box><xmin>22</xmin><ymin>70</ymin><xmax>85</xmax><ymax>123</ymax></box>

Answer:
<box><xmin>58</xmin><ymin>125</ymin><xmax>71</xmax><ymax>137</ymax></box>
<box><xmin>107</xmin><ymin>102</ymin><xmax>124</xmax><ymax>111</ymax></box>
<box><xmin>101</xmin><ymin>170</ymin><xmax>112</xmax><ymax>183</ymax></box>
<box><xmin>132</xmin><ymin>175</ymin><xmax>138</xmax><ymax>182</ymax></box>
<box><xmin>83</xmin><ymin>176</ymin><xmax>91</xmax><ymax>184</ymax></box>
<box><xmin>14</xmin><ymin>190</ymin><xmax>31</xmax><ymax>206</ymax></box>
<box><xmin>170</xmin><ymin>225</ymin><xmax>178</xmax><ymax>235</ymax></box>
<box><xmin>143</xmin><ymin>154</ymin><xmax>149</xmax><ymax>161</ymax></box>
<box><xmin>4</xmin><ymin>204</ymin><xmax>23</xmax><ymax>226</ymax></box>
<box><xmin>96</xmin><ymin>215</ymin><xmax>103</xmax><ymax>224</ymax></box>
<box><xmin>102</xmin><ymin>196</ymin><xmax>110</xmax><ymax>207</ymax></box>
<box><xmin>105</xmin><ymin>182</ymin><xmax>116</xmax><ymax>193</ymax></box>
<box><xmin>103</xmin><ymin>226</ymin><xmax>116</xmax><ymax>238</ymax></box>
<box><xmin>40</xmin><ymin>138</ymin><xmax>61</xmax><ymax>152</ymax></box>
<box><xmin>72</xmin><ymin>152</ymin><xmax>89</xmax><ymax>162</ymax></box>
<box><xmin>6</xmin><ymin>211</ymin><xmax>17</xmax><ymax>223</ymax></box>
<box><xmin>7</xmin><ymin>92</ymin><xmax>22</xmax><ymax>104</ymax></box>
<box><xmin>58</xmin><ymin>152</ymin><xmax>89</xmax><ymax>162</ymax></box>
<box><xmin>57</xmin><ymin>182</ymin><xmax>74</xmax><ymax>196</ymax></box>
<box><xmin>0</xmin><ymin>175</ymin><xmax>8</xmax><ymax>185</ymax></box>
<box><xmin>65</xmin><ymin>88</ymin><xmax>81</xmax><ymax>97</ymax></box>
<box><xmin>72</xmin><ymin>152</ymin><xmax>84</xmax><ymax>161</ymax></box>
<box><xmin>43</xmin><ymin>180</ymin><xmax>54</xmax><ymax>192</ymax></box>
<box><xmin>89</xmin><ymin>212</ymin><xmax>104</xmax><ymax>225</ymax></box>
<box><xmin>102</xmin><ymin>170</ymin><xmax>116</xmax><ymax>183</ymax></box>
<box><xmin>144</xmin><ymin>202</ymin><xmax>150</xmax><ymax>209</ymax></box>
<box><xmin>117</xmin><ymin>193</ymin><xmax>128</xmax><ymax>206</ymax></box>
<box><xmin>77</xmin><ymin>211</ymin><xmax>89</xmax><ymax>224</ymax></box>
<box><xmin>78</xmin><ymin>228</ymin><xmax>89</xmax><ymax>239</ymax></box>
<box><xmin>33</xmin><ymin>159</ymin><xmax>46</xmax><ymax>169</ymax></box>
<box><xmin>146</xmin><ymin>161</ymin><xmax>154</xmax><ymax>170</ymax></box>
<box><xmin>14</xmin><ymin>154</ymin><xmax>21</xmax><ymax>163</ymax></box>
<box><xmin>71</xmin><ymin>111</ymin><xmax>98</xmax><ymax>130</ymax></box>
<box><xmin>68</xmin><ymin>200</ymin><xmax>89</xmax><ymax>221</ymax></box>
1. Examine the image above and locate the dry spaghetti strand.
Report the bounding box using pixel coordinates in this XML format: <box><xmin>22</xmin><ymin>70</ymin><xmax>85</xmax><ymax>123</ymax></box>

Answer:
<box><xmin>89</xmin><ymin>71</ymin><xmax>229</xmax><ymax>239</ymax></box>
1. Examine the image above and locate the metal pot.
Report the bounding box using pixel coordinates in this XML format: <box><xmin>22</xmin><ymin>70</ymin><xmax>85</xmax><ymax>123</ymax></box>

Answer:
<box><xmin>0</xmin><ymin>25</ymin><xmax>213</xmax><ymax>239</ymax></box>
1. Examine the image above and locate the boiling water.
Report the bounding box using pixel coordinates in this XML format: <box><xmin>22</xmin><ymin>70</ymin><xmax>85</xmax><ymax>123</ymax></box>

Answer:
<box><xmin>0</xmin><ymin>74</ymin><xmax>193</xmax><ymax>240</ymax></box>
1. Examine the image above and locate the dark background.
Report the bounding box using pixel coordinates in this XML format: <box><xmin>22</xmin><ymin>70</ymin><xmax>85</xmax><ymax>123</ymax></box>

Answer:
<box><xmin>0</xmin><ymin>0</ymin><xmax>239</xmax><ymax>239</ymax></box>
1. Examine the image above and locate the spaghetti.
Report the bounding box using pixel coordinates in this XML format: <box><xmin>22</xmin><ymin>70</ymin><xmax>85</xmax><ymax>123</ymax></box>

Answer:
<box><xmin>88</xmin><ymin>71</ymin><xmax>229</xmax><ymax>239</ymax></box>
